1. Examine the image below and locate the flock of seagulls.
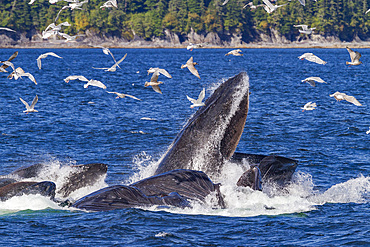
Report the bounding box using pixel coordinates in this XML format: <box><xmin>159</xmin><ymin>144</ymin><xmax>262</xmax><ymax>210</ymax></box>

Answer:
<box><xmin>298</xmin><ymin>47</ymin><xmax>363</xmax><ymax>115</ymax></box>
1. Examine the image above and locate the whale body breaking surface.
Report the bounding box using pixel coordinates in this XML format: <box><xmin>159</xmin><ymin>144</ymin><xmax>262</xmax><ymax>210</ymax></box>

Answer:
<box><xmin>0</xmin><ymin>72</ymin><xmax>298</xmax><ymax>211</ymax></box>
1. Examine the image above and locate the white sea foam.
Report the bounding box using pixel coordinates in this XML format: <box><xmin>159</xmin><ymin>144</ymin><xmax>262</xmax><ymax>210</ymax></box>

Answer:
<box><xmin>0</xmin><ymin>158</ymin><xmax>108</xmax><ymax>213</ymax></box>
<box><xmin>129</xmin><ymin>156</ymin><xmax>369</xmax><ymax>217</ymax></box>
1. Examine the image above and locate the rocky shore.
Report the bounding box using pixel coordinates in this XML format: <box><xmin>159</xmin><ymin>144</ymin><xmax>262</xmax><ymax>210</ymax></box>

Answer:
<box><xmin>1</xmin><ymin>28</ymin><xmax>370</xmax><ymax>49</ymax></box>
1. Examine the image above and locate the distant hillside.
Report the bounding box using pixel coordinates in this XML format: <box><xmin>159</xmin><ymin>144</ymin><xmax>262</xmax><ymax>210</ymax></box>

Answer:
<box><xmin>1</xmin><ymin>0</ymin><xmax>370</xmax><ymax>46</ymax></box>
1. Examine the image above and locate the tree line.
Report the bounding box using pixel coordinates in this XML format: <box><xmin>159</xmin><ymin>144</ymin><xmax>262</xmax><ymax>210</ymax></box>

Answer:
<box><xmin>0</xmin><ymin>0</ymin><xmax>369</xmax><ymax>42</ymax></box>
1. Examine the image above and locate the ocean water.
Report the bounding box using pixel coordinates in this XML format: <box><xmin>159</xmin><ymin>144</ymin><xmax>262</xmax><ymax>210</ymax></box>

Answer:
<box><xmin>0</xmin><ymin>48</ymin><xmax>369</xmax><ymax>246</ymax></box>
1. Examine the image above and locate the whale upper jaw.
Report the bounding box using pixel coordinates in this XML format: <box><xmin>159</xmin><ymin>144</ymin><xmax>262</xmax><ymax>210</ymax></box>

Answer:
<box><xmin>154</xmin><ymin>72</ymin><xmax>250</xmax><ymax>179</ymax></box>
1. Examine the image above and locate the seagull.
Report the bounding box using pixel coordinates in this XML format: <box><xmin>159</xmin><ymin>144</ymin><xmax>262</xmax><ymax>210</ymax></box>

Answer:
<box><xmin>301</xmin><ymin>102</ymin><xmax>316</xmax><ymax>112</ymax></box>
<box><xmin>243</xmin><ymin>2</ymin><xmax>264</xmax><ymax>10</ymax></box>
<box><xmin>294</xmin><ymin>25</ymin><xmax>316</xmax><ymax>35</ymax></box>
<box><xmin>144</xmin><ymin>69</ymin><xmax>166</xmax><ymax>94</ymax></box>
<box><xmin>225</xmin><ymin>49</ymin><xmax>243</xmax><ymax>56</ymax></box>
<box><xmin>330</xmin><ymin>92</ymin><xmax>362</xmax><ymax>106</ymax></box>
<box><xmin>44</xmin><ymin>22</ymin><xmax>71</xmax><ymax>33</ymax></box>
<box><xmin>0</xmin><ymin>27</ymin><xmax>16</xmax><ymax>32</ymax></box>
<box><xmin>55</xmin><ymin>0</ymin><xmax>88</xmax><ymax>21</ymax></box>
<box><xmin>37</xmin><ymin>52</ymin><xmax>63</xmax><ymax>69</ymax></box>
<box><xmin>187</xmin><ymin>88</ymin><xmax>206</xmax><ymax>108</ymax></box>
<box><xmin>93</xmin><ymin>53</ymin><xmax>127</xmax><ymax>72</ymax></box>
<box><xmin>301</xmin><ymin>77</ymin><xmax>327</xmax><ymax>87</ymax></box>
<box><xmin>187</xmin><ymin>43</ymin><xmax>204</xmax><ymax>51</ymax></box>
<box><xmin>64</xmin><ymin>75</ymin><xmax>107</xmax><ymax>89</ymax></box>
<box><xmin>366</xmin><ymin>127</ymin><xmax>370</xmax><ymax>134</ymax></box>
<box><xmin>20</xmin><ymin>95</ymin><xmax>38</xmax><ymax>113</ymax></box>
<box><xmin>106</xmin><ymin>91</ymin><xmax>141</xmax><ymax>100</ymax></box>
<box><xmin>261</xmin><ymin>0</ymin><xmax>287</xmax><ymax>13</ymax></box>
<box><xmin>298</xmin><ymin>53</ymin><xmax>327</xmax><ymax>65</ymax></box>
<box><xmin>181</xmin><ymin>57</ymin><xmax>200</xmax><ymax>79</ymax></box>
<box><xmin>57</xmin><ymin>32</ymin><xmax>85</xmax><ymax>42</ymax></box>
<box><xmin>147</xmin><ymin>68</ymin><xmax>172</xmax><ymax>78</ymax></box>
<box><xmin>346</xmin><ymin>47</ymin><xmax>362</xmax><ymax>66</ymax></box>
<box><xmin>8</xmin><ymin>67</ymin><xmax>37</xmax><ymax>85</ymax></box>
<box><xmin>42</xmin><ymin>22</ymin><xmax>70</xmax><ymax>39</ymax></box>
<box><xmin>365</xmin><ymin>9</ymin><xmax>370</xmax><ymax>14</ymax></box>
<box><xmin>0</xmin><ymin>61</ymin><xmax>15</xmax><ymax>71</ymax></box>
<box><xmin>100</xmin><ymin>0</ymin><xmax>117</xmax><ymax>8</ymax></box>
<box><xmin>93</xmin><ymin>46</ymin><xmax>120</xmax><ymax>68</ymax></box>
<box><xmin>0</xmin><ymin>51</ymin><xmax>18</xmax><ymax>71</ymax></box>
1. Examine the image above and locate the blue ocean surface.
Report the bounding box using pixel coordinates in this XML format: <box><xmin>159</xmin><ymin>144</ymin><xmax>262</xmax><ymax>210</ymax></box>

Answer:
<box><xmin>0</xmin><ymin>48</ymin><xmax>369</xmax><ymax>246</ymax></box>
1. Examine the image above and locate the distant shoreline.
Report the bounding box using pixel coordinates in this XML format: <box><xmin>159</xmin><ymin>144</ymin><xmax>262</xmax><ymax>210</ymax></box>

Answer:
<box><xmin>1</xmin><ymin>41</ymin><xmax>370</xmax><ymax>49</ymax></box>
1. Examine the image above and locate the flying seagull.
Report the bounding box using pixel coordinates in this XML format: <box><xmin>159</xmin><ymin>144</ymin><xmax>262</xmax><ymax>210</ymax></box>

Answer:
<box><xmin>106</xmin><ymin>91</ymin><xmax>141</xmax><ymax>101</ymax></box>
<box><xmin>261</xmin><ymin>0</ymin><xmax>287</xmax><ymax>13</ymax></box>
<box><xmin>301</xmin><ymin>102</ymin><xmax>316</xmax><ymax>112</ymax></box>
<box><xmin>187</xmin><ymin>43</ymin><xmax>204</xmax><ymax>51</ymax></box>
<box><xmin>225</xmin><ymin>49</ymin><xmax>243</xmax><ymax>56</ymax></box>
<box><xmin>181</xmin><ymin>57</ymin><xmax>200</xmax><ymax>79</ymax></box>
<box><xmin>0</xmin><ymin>51</ymin><xmax>18</xmax><ymax>71</ymax></box>
<box><xmin>301</xmin><ymin>77</ymin><xmax>327</xmax><ymax>87</ymax></box>
<box><xmin>294</xmin><ymin>25</ymin><xmax>316</xmax><ymax>35</ymax></box>
<box><xmin>298</xmin><ymin>53</ymin><xmax>327</xmax><ymax>65</ymax></box>
<box><xmin>37</xmin><ymin>52</ymin><xmax>63</xmax><ymax>69</ymax></box>
<box><xmin>100</xmin><ymin>0</ymin><xmax>117</xmax><ymax>8</ymax></box>
<box><xmin>147</xmin><ymin>68</ymin><xmax>172</xmax><ymax>78</ymax></box>
<box><xmin>330</xmin><ymin>92</ymin><xmax>362</xmax><ymax>106</ymax></box>
<box><xmin>93</xmin><ymin>53</ymin><xmax>127</xmax><ymax>72</ymax></box>
<box><xmin>55</xmin><ymin>0</ymin><xmax>88</xmax><ymax>22</ymax></box>
<box><xmin>8</xmin><ymin>67</ymin><xmax>37</xmax><ymax>85</ymax></box>
<box><xmin>93</xmin><ymin>46</ymin><xmax>120</xmax><ymax>68</ymax></box>
<box><xmin>64</xmin><ymin>75</ymin><xmax>107</xmax><ymax>89</ymax></box>
<box><xmin>20</xmin><ymin>95</ymin><xmax>38</xmax><ymax>113</ymax></box>
<box><xmin>187</xmin><ymin>88</ymin><xmax>206</xmax><ymax>108</ymax></box>
<box><xmin>346</xmin><ymin>47</ymin><xmax>362</xmax><ymax>66</ymax></box>
<box><xmin>144</xmin><ymin>69</ymin><xmax>167</xmax><ymax>94</ymax></box>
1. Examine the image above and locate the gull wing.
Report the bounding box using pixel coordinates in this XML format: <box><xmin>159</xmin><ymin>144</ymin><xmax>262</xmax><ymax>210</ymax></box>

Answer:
<box><xmin>344</xmin><ymin>95</ymin><xmax>362</xmax><ymax>106</ymax></box>
<box><xmin>19</xmin><ymin>97</ymin><xmax>30</xmax><ymax>110</ymax></box>
<box><xmin>1</xmin><ymin>51</ymin><xmax>18</xmax><ymax>70</ymax></box>
<box><xmin>151</xmin><ymin>85</ymin><xmax>162</xmax><ymax>94</ymax></box>
<box><xmin>64</xmin><ymin>75</ymin><xmax>89</xmax><ymax>82</ymax></box>
<box><xmin>112</xmin><ymin>53</ymin><xmax>127</xmax><ymax>68</ymax></box>
<box><xmin>186</xmin><ymin>95</ymin><xmax>197</xmax><ymax>104</ymax></box>
<box><xmin>346</xmin><ymin>47</ymin><xmax>358</xmax><ymax>62</ymax></box>
<box><xmin>1</xmin><ymin>61</ymin><xmax>15</xmax><ymax>71</ymax></box>
<box><xmin>305</xmin><ymin>54</ymin><xmax>327</xmax><ymax>65</ymax></box>
<box><xmin>222</xmin><ymin>0</ymin><xmax>229</xmax><ymax>5</ymax></box>
<box><xmin>30</xmin><ymin>95</ymin><xmax>38</xmax><ymax>109</ymax></box>
<box><xmin>310</xmin><ymin>77</ymin><xmax>326</xmax><ymax>83</ymax></box>
<box><xmin>150</xmin><ymin>70</ymin><xmax>160</xmax><ymax>82</ymax></box>
<box><xmin>157</xmin><ymin>68</ymin><xmax>172</xmax><ymax>78</ymax></box>
<box><xmin>125</xmin><ymin>94</ymin><xmax>141</xmax><ymax>101</ymax></box>
<box><xmin>0</xmin><ymin>27</ymin><xmax>16</xmax><ymax>32</ymax></box>
<box><xmin>262</xmin><ymin>0</ymin><xmax>274</xmax><ymax>9</ymax></box>
<box><xmin>197</xmin><ymin>88</ymin><xmax>205</xmax><ymax>103</ymax></box>
<box><xmin>44</xmin><ymin>52</ymin><xmax>63</xmax><ymax>59</ymax></box>
<box><xmin>297</xmin><ymin>0</ymin><xmax>305</xmax><ymax>6</ymax></box>
<box><xmin>294</xmin><ymin>25</ymin><xmax>308</xmax><ymax>30</ymax></box>
<box><xmin>87</xmin><ymin>80</ymin><xmax>107</xmax><ymax>89</ymax></box>
<box><xmin>186</xmin><ymin>57</ymin><xmax>200</xmax><ymax>79</ymax></box>
<box><xmin>22</xmin><ymin>72</ymin><xmax>37</xmax><ymax>85</ymax></box>
<box><xmin>37</xmin><ymin>57</ymin><xmax>42</xmax><ymax>69</ymax></box>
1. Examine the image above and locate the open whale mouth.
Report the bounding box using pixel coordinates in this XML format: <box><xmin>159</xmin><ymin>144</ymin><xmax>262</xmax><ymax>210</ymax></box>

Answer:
<box><xmin>155</xmin><ymin>72</ymin><xmax>250</xmax><ymax>179</ymax></box>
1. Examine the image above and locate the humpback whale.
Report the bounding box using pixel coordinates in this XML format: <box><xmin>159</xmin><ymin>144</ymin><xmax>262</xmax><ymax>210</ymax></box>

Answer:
<box><xmin>72</xmin><ymin>72</ymin><xmax>298</xmax><ymax>211</ymax></box>
<box><xmin>0</xmin><ymin>163</ymin><xmax>108</xmax><ymax>202</ymax></box>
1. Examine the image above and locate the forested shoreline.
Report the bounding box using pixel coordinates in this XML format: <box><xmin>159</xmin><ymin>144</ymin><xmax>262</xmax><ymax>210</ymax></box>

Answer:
<box><xmin>1</xmin><ymin>0</ymin><xmax>370</xmax><ymax>46</ymax></box>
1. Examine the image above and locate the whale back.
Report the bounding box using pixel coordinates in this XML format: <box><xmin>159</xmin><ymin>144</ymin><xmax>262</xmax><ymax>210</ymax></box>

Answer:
<box><xmin>155</xmin><ymin>72</ymin><xmax>250</xmax><ymax>178</ymax></box>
